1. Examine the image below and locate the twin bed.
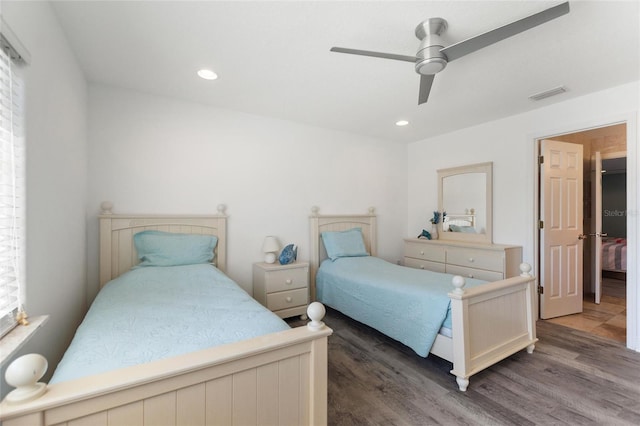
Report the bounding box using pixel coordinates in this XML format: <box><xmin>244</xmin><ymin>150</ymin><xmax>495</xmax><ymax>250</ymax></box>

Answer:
<box><xmin>310</xmin><ymin>207</ymin><xmax>538</xmax><ymax>392</ymax></box>
<box><xmin>0</xmin><ymin>205</ymin><xmax>332</xmax><ymax>426</ymax></box>
<box><xmin>1</xmin><ymin>204</ymin><xmax>538</xmax><ymax>425</ymax></box>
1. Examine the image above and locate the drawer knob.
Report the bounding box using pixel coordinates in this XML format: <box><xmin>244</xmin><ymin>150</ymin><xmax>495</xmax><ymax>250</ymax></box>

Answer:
<box><xmin>420</xmin><ymin>251</ymin><xmax>425</xmax><ymax>255</ymax></box>
<box><xmin>286</xmin><ymin>297</ymin><xmax>292</xmax><ymax>303</ymax></box>
<box><xmin>420</xmin><ymin>265</ymin><xmax>425</xmax><ymax>269</ymax></box>
<box><xmin>468</xmin><ymin>257</ymin><xmax>474</xmax><ymax>263</ymax></box>
<box><xmin>285</xmin><ymin>279</ymin><xmax>293</xmax><ymax>285</ymax></box>
<box><xmin>468</xmin><ymin>274</ymin><xmax>474</xmax><ymax>278</ymax></box>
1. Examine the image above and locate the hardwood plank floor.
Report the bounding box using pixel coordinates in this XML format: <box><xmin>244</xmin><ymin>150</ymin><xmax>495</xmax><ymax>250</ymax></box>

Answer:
<box><xmin>290</xmin><ymin>307</ymin><xmax>640</xmax><ymax>425</ymax></box>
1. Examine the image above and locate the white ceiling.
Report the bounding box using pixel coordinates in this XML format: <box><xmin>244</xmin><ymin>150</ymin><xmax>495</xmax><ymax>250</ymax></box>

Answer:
<box><xmin>50</xmin><ymin>0</ymin><xmax>639</xmax><ymax>143</ymax></box>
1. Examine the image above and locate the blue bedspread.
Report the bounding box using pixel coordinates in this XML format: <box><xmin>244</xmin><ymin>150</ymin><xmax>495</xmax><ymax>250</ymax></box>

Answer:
<box><xmin>51</xmin><ymin>264</ymin><xmax>289</xmax><ymax>383</ymax></box>
<box><xmin>316</xmin><ymin>256</ymin><xmax>485</xmax><ymax>357</ymax></box>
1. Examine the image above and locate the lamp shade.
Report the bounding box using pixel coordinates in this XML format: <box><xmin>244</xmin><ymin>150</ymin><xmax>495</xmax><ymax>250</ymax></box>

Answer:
<box><xmin>262</xmin><ymin>236</ymin><xmax>280</xmax><ymax>253</ymax></box>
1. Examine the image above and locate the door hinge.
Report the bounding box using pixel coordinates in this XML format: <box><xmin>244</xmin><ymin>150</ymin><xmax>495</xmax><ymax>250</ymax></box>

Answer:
<box><xmin>538</xmin><ymin>285</ymin><xmax>544</xmax><ymax>295</ymax></box>
<box><xmin>539</xmin><ymin>155</ymin><xmax>544</xmax><ymax>165</ymax></box>
<box><xmin>539</xmin><ymin>220</ymin><xmax>544</xmax><ymax>229</ymax></box>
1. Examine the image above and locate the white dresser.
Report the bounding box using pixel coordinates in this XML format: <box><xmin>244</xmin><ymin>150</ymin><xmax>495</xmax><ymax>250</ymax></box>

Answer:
<box><xmin>252</xmin><ymin>262</ymin><xmax>309</xmax><ymax>319</ymax></box>
<box><xmin>403</xmin><ymin>238</ymin><xmax>522</xmax><ymax>281</ymax></box>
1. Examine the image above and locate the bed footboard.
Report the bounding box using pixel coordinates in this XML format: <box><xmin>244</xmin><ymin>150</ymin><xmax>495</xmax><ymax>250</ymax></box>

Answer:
<box><xmin>0</xmin><ymin>304</ymin><xmax>332</xmax><ymax>426</ymax></box>
<box><xmin>448</xmin><ymin>264</ymin><xmax>537</xmax><ymax>391</ymax></box>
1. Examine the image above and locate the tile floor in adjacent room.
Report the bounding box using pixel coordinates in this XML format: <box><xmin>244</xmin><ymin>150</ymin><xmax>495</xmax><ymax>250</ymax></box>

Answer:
<box><xmin>545</xmin><ymin>276</ymin><xmax>627</xmax><ymax>344</ymax></box>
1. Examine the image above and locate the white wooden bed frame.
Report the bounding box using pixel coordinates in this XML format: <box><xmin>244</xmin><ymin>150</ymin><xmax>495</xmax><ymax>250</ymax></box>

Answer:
<box><xmin>0</xmin><ymin>204</ymin><xmax>332</xmax><ymax>426</ymax></box>
<box><xmin>309</xmin><ymin>207</ymin><xmax>537</xmax><ymax>392</ymax></box>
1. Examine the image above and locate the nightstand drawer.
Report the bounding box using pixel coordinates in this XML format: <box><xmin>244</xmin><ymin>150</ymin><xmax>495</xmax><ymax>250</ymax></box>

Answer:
<box><xmin>446</xmin><ymin>265</ymin><xmax>503</xmax><ymax>282</ymax></box>
<box><xmin>267</xmin><ymin>288</ymin><xmax>308</xmax><ymax>311</ymax></box>
<box><xmin>264</xmin><ymin>267</ymin><xmax>308</xmax><ymax>292</ymax></box>
<box><xmin>404</xmin><ymin>257</ymin><xmax>446</xmax><ymax>273</ymax></box>
<box><xmin>446</xmin><ymin>249</ymin><xmax>503</xmax><ymax>272</ymax></box>
<box><xmin>404</xmin><ymin>242</ymin><xmax>445</xmax><ymax>262</ymax></box>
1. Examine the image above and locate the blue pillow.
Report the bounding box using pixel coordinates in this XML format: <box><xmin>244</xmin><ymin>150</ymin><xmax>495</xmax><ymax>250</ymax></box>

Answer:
<box><xmin>321</xmin><ymin>228</ymin><xmax>369</xmax><ymax>261</ymax></box>
<box><xmin>459</xmin><ymin>226</ymin><xmax>477</xmax><ymax>233</ymax></box>
<box><xmin>134</xmin><ymin>230</ymin><xmax>218</xmax><ymax>267</ymax></box>
<box><xmin>448</xmin><ymin>224</ymin><xmax>461</xmax><ymax>232</ymax></box>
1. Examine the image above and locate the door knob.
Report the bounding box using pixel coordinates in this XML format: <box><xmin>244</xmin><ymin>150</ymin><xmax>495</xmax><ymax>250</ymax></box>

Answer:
<box><xmin>578</xmin><ymin>234</ymin><xmax>587</xmax><ymax>240</ymax></box>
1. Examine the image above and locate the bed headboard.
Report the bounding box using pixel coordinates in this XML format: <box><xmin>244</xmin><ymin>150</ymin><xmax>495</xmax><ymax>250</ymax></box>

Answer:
<box><xmin>98</xmin><ymin>202</ymin><xmax>228</xmax><ymax>289</ymax></box>
<box><xmin>309</xmin><ymin>206</ymin><xmax>376</xmax><ymax>300</ymax></box>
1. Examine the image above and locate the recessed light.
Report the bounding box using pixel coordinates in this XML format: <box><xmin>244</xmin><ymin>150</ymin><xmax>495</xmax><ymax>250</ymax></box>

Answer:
<box><xmin>395</xmin><ymin>120</ymin><xmax>409</xmax><ymax>127</ymax></box>
<box><xmin>197</xmin><ymin>69</ymin><xmax>218</xmax><ymax>80</ymax></box>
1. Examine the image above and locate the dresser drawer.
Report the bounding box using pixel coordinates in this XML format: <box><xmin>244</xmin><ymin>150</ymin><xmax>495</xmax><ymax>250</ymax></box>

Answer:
<box><xmin>446</xmin><ymin>249</ymin><xmax>504</xmax><ymax>272</ymax></box>
<box><xmin>266</xmin><ymin>288</ymin><xmax>308</xmax><ymax>311</ymax></box>
<box><xmin>446</xmin><ymin>265</ymin><xmax>504</xmax><ymax>282</ymax></box>
<box><xmin>404</xmin><ymin>257</ymin><xmax>446</xmax><ymax>273</ymax></box>
<box><xmin>264</xmin><ymin>267</ymin><xmax>308</xmax><ymax>292</ymax></box>
<box><xmin>404</xmin><ymin>242</ymin><xmax>445</xmax><ymax>262</ymax></box>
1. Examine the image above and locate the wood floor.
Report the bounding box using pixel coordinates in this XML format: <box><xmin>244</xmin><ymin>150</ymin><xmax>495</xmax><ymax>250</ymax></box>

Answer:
<box><xmin>289</xmin><ymin>305</ymin><xmax>640</xmax><ymax>425</ymax></box>
<box><xmin>545</xmin><ymin>277</ymin><xmax>626</xmax><ymax>343</ymax></box>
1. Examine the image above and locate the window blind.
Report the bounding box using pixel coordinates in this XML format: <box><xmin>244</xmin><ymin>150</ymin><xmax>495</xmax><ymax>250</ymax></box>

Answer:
<box><xmin>0</xmin><ymin>42</ymin><xmax>25</xmax><ymax>337</ymax></box>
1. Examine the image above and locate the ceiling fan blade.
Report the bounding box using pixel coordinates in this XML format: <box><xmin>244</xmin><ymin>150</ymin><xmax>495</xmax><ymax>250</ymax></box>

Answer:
<box><xmin>330</xmin><ymin>47</ymin><xmax>418</xmax><ymax>63</ymax></box>
<box><xmin>441</xmin><ymin>1</ymin><xmax>570</xmax><ymax>62</ymax></box>
<box><xmin>418</xmin><ymin>74</ymin><xmax>435</xmax><ymax>105</ymax></box>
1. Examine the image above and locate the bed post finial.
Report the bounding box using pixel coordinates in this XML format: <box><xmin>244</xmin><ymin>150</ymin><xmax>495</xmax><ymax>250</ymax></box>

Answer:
<box><xmin>368</xmin><ymin>207</ymin><xmax>375</xmax><ymax>214</ymax></box>
<box><xmin>217</xmin><ymin>204</ymin><xmax>227</xmax><ymax>215</ymax></box>
<box><xmin>307</xmin><ymin>302</ymin><xmax>326</xmax><ymax>331</ymax></box>
<box><xmin>100</xmin><ymin>201</ymin><xmax>113</xmax><ymax>215</ymax></box>
<box><xmin>311</xmin><ymin>206</ymin><xmax>319</xmax><ymax>216</ymax></box>
<box><xmin>4</xmin><ymin>354</ymin><xmax>48</xmax><ymax>403</ymax></box>
<box><xmin>452</xmin><ymin>276</ymin><xmax>466</xmax><ymax>295</ymax></box>
<box><xmin>519</xmin><ymin>263</ymin><xmax>532</xmax><ymax>277</ymax></box>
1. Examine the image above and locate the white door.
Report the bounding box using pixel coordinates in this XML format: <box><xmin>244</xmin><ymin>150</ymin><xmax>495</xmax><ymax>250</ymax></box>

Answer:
<box><xmin>539</xmin><ymin>140</ymin><xmax>584</xmax><ymax>319</ymax></box>
<box><xmin>591</xmin><ymin>151</ymin><xmax>603</xmax><ymax>304</ymax></box>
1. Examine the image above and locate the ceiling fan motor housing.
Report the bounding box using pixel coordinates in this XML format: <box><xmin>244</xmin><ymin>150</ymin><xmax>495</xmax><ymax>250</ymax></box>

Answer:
<box><xmin>415</xmin><ymin>18</ymin><xmax>448</xmax><ymax>75</ymax></box>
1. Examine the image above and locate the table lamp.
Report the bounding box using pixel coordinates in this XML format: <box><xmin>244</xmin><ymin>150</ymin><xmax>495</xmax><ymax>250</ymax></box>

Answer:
<box><xmin>262</xmin><ymin>236</ymin><xmax>280</xmax><ymax>264</ymax></box>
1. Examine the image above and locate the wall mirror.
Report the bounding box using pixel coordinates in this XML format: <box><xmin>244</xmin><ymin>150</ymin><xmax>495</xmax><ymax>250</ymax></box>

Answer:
<box><xmin>438</xmin><ymin>162</ymin><xmax>493</xmax><ymax>244</ymax></box>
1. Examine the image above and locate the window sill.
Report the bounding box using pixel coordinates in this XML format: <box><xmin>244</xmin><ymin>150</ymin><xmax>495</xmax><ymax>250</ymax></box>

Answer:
<box><xmin>0</xmin><ymin>315</ymin><xmax>49</xmax><ymax>367</ymax></box>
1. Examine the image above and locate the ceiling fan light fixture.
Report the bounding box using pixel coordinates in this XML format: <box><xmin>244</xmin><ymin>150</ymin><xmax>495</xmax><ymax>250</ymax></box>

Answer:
<box><xmin>197</xmin><ymin>69</ymin><xmax>218</xmax><ymax>80</ymax></box>
<box><xmin>415</xmin><ymin>57</ymin><xmax>447</xmax><ymax>75</ymax></box>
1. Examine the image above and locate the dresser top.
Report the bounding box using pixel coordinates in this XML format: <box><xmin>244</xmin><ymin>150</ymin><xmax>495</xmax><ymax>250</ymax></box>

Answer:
<box><xmin>404</xmin><ymin>238</ymin><xmax>521</xmax><ymax>250</ymax></box>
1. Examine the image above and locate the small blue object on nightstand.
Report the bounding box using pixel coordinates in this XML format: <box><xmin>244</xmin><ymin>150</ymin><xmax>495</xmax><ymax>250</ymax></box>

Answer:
<box><xmin>279</xmin><ymin>244</ymin><xmax>298</xmax><ymax>265</ymax></box>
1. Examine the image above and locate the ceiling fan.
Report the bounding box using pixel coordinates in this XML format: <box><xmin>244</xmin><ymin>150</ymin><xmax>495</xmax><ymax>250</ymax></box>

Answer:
<box><xmin>330</xmin><ymin>1</ymin><xmax>570</xmax><ymax>105</ymax></box>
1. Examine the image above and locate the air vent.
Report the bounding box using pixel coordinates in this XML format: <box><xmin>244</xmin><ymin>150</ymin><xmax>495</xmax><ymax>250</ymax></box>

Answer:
<box><xmin>528</xmin><ymin>86</ymin><xmax>567</xmax><ymax>101</ymax></box>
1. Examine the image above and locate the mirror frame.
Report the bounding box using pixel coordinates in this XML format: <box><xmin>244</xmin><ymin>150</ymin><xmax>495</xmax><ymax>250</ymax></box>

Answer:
<box><xmin>437</xmin><ymin>162</ymin><xmax>493</xmax><ymax>244</ymax></box>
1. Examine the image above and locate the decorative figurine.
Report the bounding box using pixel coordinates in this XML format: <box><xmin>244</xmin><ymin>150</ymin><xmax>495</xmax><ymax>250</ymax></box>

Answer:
<box><xmin>16</xmin><ymin>310</ymin><xmax>29</xmax><ymax>326</ymax></box>
<box><xmin>279</xmin><ymin>244</ymin><xmax>298</xmax><ymax>265</ymax></box>
<box><xmin>417</xmin><ymin>229</ymin><xmax>432</xmax><ymax>240</ymax></box>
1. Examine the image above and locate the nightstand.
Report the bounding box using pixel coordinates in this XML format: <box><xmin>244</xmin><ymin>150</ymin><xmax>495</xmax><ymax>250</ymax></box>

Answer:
<box><xmin>252</xmin><ymin>262</ymin><xmax>310</xmax><ymax>319</ymax></box>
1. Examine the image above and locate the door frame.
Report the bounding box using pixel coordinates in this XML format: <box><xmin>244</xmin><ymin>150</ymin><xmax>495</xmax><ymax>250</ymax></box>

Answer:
<box><xmin>529</xmin><ymin>112</ymin><xmax>637</xmax><ymax>351</ymax></box>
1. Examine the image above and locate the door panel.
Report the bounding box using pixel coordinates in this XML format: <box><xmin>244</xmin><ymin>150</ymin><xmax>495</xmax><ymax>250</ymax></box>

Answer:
<box><xmin>540</xmin><ymin>140</ymin><xmax>584</xmax><ymax>319</ymax></box>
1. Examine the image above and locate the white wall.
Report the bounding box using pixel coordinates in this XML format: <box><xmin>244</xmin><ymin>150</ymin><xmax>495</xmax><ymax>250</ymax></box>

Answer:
<box><xmin>1</xmin><ymin>0</ymin><xmax>88</xmax><ymax>392</ymax></box>
<box><xmin>87</xmin><ymin>85</ymin><xmax>407</xmax><ymax>300</ymax></box>
<box><xmin>408</xmin><ymin>81</ymin><xmax>640</xmax><ymax>351</ymax></box>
